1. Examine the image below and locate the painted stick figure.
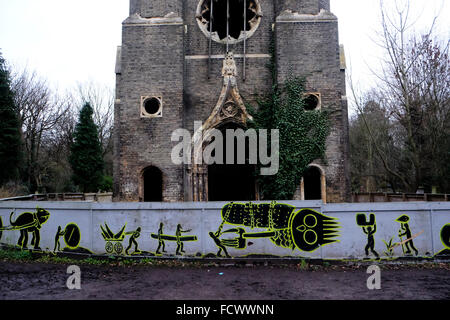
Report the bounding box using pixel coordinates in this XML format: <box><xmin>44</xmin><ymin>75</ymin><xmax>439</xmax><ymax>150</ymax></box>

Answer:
<box><xmin>156</xmin><ymin>223</ymin><xmax>166</xmax><ymax>255</ymax></box>
<box><xmin>396</xmin><ymin>215</ymin><xmax>418</xmax><ymax>256</ymax></box>
<box><xmin>53</xmin><ymin>226</ymin><xmax>66</xmax><ymax>253</ymax></box>
<box><xmin>176</xmin><ymin>224</ymin><xmax>191</xmax><ymax>255</ymax></box>
<box><xmin>363</xmin><ymin>224</ymin><xmax>379</xmax><ymax>258</ymax></box>
<box><xmin>356</xmin><ymin>213</ymin><xmax>379</xmax><ymax>258</ymax></box>
<box><xmin>209</xmin><ymin>230</ymin><xmax>231</xmax><ymax>258</ymax></box>
<box><xmin>125</xmin><ymin>227</ymin><xmax>141</xmax><ymax>255</ymax></box>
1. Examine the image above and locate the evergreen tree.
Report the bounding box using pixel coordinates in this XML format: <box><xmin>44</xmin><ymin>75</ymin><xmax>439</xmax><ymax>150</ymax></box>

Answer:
<box><xmin>0</xmin><ymin>52</ymin><xmax>23</xmax><ymax>185</ymax></box>
<box><xmin>70</xmin><ymin>102</ymin><xmax>104</xmax><ymax>193</ymax></box>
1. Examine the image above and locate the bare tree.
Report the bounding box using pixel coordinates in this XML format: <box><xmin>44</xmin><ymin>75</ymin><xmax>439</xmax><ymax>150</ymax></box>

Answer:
<box><xmin>11</xmin><ymin>69</ymin><xmax>71</xmax><ymax>192</ymax></box>
<box><xmin>348</xmin><ymin>91</ymin><xmax>403</xmax><ymax>193</ymax></box>
<box><xmin>349</xmin><ymin>0</ymin><xmax>449</xmax><ymax>193</ymax></box>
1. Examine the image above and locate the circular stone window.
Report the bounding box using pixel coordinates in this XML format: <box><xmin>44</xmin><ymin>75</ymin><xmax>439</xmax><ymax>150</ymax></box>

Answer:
<box><xmin>141</xmin><ymin>96</ymin><xmax>162</xmax><ymax>118</ymax></box>
<box><xmin>196</xmin><ymin>0</ymin><xmax>262</xmax><ymax>45</ymax></box>
<box><xmin>303</xmin><ymin>93</ymin><xmax>321</xmax><ymax>111</ymax></box>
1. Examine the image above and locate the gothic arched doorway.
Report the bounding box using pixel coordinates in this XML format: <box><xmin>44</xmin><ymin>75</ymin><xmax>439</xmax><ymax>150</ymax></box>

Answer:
<box><xmin>207</xmin><ymin>123</ymin><xmax>256</xmax><ymax>201</ymax></box>
<box><xmin>142</xmin><ymin>166</ymin><xmax>163</xmax><ymax>202</ymax></box>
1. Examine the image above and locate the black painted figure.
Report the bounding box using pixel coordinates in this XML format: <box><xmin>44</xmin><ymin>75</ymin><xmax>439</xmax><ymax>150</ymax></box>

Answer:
<box><xmin>53</xmin><ymin>226</ymin><xmax>66</xmax><ymax>253</ymax></box>
<box><xmin>125</xmin><ymin>227</ymin><xmax>141</xmax><ymax>255</ymax></box>
<box><xmin>363</xmin><ymin>225</ymin><xmax>379</xmax><ymax>258</ymax></box>
<box><xmin>176</xmin><ymin>224</ymin><xmax>191</xmax><ymax>255</ymax></box>
<box><xmin>156</xmin><ymin>223</ymin><xmax>166</xmax><ymax>255</ymax></box>
<box><xmin>436</xmin><ymin>224</ymin><xmax>450</xmax><ymax>256</ymax></box>
<box><xmin>209</xmin><ymin>231</ymin><xmax>231</xmax><ymax>258</ymax></box>
<box><xmin>0</xmin><ymin>208</ymin><xmax>50</xmax><ymax>250</ymax></box>
<box><xmin>396</xmin><ymin>215</ymin><xmax>418</xmax><ymax>256</ymax></box>
<box><xmin>212</xmin><ymin>202</ymin><xmax>339</xmax><ymax>254</ymax></box>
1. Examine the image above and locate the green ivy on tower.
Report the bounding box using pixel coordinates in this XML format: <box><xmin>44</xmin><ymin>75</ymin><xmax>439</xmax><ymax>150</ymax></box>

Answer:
<box><xmin>248</xmin><ymin>40</ymin><xmax>330</xmax><ymax>200</ymax></box>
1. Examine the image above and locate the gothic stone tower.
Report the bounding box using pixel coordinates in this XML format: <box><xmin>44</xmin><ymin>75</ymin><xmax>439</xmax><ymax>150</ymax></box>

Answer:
<box><xmin>114</xmin><ymin>0</ymin><xmax>351</xmax><ymax>203</ymax></box>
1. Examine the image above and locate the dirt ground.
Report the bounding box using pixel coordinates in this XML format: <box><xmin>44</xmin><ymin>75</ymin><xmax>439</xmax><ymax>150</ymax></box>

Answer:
<box><xmin>0</xmin><ymin>260</ymin><xmax>449</xmax><ymax>300</ymax></box>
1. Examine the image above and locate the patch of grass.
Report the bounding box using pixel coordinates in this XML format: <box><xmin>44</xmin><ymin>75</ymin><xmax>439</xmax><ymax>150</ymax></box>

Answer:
<box><xmin>82</xmin><ymin>257</ymin><xmax>111</xmax><ymax>266</ymax></box>
<box><xmin>36</xmin><ymin>255</ymin><xmax>78</xmax><ymax>265</ymax></box>
<box><xmin>296</xmin><ymin>259</ymin><xmax>310</xmax><ymax>270</ymax></box>
<box><xmin>0</xmin><ymin>248</ymin><xmax>33</xmax><ymax>261</ymax></box>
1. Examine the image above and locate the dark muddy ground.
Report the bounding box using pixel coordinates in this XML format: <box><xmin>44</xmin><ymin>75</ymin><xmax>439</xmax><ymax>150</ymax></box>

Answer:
<box><xmin>0</xmin><ymin>260</ymin><xmax>449</xmax><ymax>300</ymax></box>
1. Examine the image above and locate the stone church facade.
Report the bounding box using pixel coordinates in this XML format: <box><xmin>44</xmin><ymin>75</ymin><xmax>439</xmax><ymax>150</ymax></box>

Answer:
<box><xmin>113</xmin><ymin>0</ymin><xmax>351</xmax><ymax>203</ymax></box>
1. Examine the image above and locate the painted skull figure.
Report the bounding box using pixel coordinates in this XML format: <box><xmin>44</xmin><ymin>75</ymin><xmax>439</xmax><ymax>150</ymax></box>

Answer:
<box><xmin>289</xmin><ymin>209</ymin><xmax>340</xmax><ymax>252</ymax></box>
<box><xmin>214</xmin><ymin>202</ymin><xmax>340</xmax><ymax>253</ymax></box>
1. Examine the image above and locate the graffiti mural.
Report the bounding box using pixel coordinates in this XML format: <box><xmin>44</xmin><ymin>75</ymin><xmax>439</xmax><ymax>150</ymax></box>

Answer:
<box><xmin>101</xmin><ymin>223</ymin><xmax>127</xmax><ymax>254</ymax></box>
<box><xmin>0</xmin><ymin>202</ymin><xmax>447</xmax><ymax>260</ymax></box>
<box><xmin>54</xmin><ymin>226</ymin><xmax>65</xmax><ymax>252</ymax></box>
<box><xmin>150</xmin><ymin>223</ymin><xmax>198</xmax><ymax>256</ymax></box>
<box><xmin>436</xmin><ymin>224</ymin><xmax>450</xmax><ymax>257</ymax></box>
<box><xmin>125</xmin><ymin>227</ymin><xmax>142</xmax><ymax>255</ymax></box>
<box><xmin>382</xmin><ymin>236</ymin><xmax>395</xmax><ymax>257</ymax></box>
<box><xmin>209</xmin><ymin>202</ymin><xmax>340</xmax><ymax>257</ymax></box>
<box><xmin>356</xmin><ymin>213</ymin><xmax>379</xmax><ymax>259</ymax></box>
<box><xmin>154</xmin><ymin>223</ymin><xmax>166</xmax><ymax>254</ymax></box>
<box><xmin>100</xmin><ymin>223</ymin><xmax>152</xmax><ymax>256</ymax></box>
<box><xmin>54</xmin><ymin>223</ymin><xmax>93</xmax><ymax>254</ymax></box>
<box><xmin>396</xmin><ymin>215</ymin><xmax>419</xmax><ymax>256</ymax></box>
<box><xmin>0</xmin><ymin>207</ymin><xmax>50</xmax><ymax>250</ymax></box>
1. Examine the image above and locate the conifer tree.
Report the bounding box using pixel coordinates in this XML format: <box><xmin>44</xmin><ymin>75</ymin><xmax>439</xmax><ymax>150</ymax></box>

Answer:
<box><xmin>0</xmin><ymin>52</ymin><xmax>23</xmax><ymax>185</ymax></box>
<box><xmin>70</xmin><ymin>102</ymin><xmax>104</xmax><ymax>193</ymax></box>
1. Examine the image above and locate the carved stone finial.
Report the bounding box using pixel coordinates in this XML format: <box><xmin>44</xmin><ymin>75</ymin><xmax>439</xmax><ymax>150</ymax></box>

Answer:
<box><xmin>222</xmin><ymin>52</ymin><xmax>238</xmax><ymax>85</ymax></box>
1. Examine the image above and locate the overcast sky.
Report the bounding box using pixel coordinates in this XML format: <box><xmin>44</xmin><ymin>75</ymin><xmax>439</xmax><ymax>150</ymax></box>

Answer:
<box><xmin>0</xmin><ymin>0</ymin><xmax>448</xmax><ymax>114</ymax></box>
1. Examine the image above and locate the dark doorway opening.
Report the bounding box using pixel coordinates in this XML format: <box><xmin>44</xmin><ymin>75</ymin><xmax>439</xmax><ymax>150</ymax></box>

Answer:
<box><xmin>208</xmin><ymin>124</ymin><xmax>256</xmax><ymax>201</ymax></box>
<box><xmin>304</xmin><ymin>166</ymin><xmax>322</xmax><ymax>200</ymax></box>
<box><xmin>143</xmin><ymin>166</ymin><xmax>163</xmax><ymax>202</ymax></box>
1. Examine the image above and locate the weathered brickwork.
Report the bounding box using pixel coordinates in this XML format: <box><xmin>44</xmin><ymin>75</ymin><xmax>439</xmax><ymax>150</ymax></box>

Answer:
<box><xmin>114</xmin><ymin>0</ymin><xmax>351</xmax><ymax>202</ymax></box>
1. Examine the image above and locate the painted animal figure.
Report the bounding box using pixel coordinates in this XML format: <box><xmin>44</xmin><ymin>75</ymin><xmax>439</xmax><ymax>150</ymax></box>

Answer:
<box><xmin>0</xmin><ymin>208</ymin><xmax>50</xmax><ymax>250</ymax></box>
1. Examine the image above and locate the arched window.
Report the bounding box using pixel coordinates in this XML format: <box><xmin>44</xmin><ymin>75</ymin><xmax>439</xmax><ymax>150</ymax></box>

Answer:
<box><xmin>301</xmin><ymin>165</ymin><xmax>327</xmax><ymax>202</ymax></box>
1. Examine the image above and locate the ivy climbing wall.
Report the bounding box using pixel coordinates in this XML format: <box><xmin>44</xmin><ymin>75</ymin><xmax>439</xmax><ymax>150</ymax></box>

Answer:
<box><xmin>0</xmin><ymin>201</ymin><xmax>448</xmax><ymax>260</ymax></box>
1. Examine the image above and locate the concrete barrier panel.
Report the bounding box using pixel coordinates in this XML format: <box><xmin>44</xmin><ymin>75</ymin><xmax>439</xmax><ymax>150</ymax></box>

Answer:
<box><xmin>0</xmin><ymin>201</ymin><xmax>448</xmax><ymax>261</ymax></box>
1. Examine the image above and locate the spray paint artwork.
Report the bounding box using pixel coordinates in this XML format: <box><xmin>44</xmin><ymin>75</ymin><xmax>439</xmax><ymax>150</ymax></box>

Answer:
<box><xmin>0</xmin><ymin>203</ymin><xmax>446</xmax><ymax>260</ymax></box>
<box><xmin>150</xmin><ymin>223</ymin><xmax>198</xmax><ymax>256</ymax></box>
<box><xmin>0</xmin><ymin>208</ymin><xmax>50</xmax><ymax>250</ymax></box>
<box><xmin>209</xmin><ymin>202</ymin><xmax>340</xmax><ymax>257</ymax></box>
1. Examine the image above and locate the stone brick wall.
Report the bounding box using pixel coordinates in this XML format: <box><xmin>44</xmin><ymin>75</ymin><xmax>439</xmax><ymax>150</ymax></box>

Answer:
<box><xmin>319</xmin><ymin>0</ymin><xmax>330</xmax><ymax>11</ymax></box>
<box><xmin>115</xmin><ymin>0</ymin><xmax>350</xmax><ymax>202</ymax></box>
<box><xmin>278</xmin><ymin>0</ymin><xmax>331</xmax><ymax>14</ymax></box>
<box><xmin>114</xmin><ymin>16</ymin><xmax>185</xmax><ymax>201</ymax></box>
<box><xmin>130</xmin><ymin>0</ymin><xmax>184</xmax><ymax>18</ymax></box>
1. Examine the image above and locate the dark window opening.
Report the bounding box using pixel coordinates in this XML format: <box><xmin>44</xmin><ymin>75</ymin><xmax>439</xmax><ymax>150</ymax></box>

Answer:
<box><xmin>201</xmin><ymin>0</ymin><xmax>257</xmax><ymax>40</ymax></box>
<box><xmin>143</xmin><ymin>166</ymin><xmax>163</xmax><ymax>202</ymax></box>
<box><xmin>304</xmin><ymin>94</ymin><xmax>320</xmax><ymax>111</ymax></box>
<box><xmin>144</xmin><ymin>97</ymin><xmax>161</xmax><ymax>115</ymax></box>
<box><xmin>208</xmin><ymin>124</ymin><xmax>256</xmax><ymax>201</ymax></box>
<box><xmin>304</xmin><ymin>166</ymin><xmax>322</xmax><ymax>200</ymax></box>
